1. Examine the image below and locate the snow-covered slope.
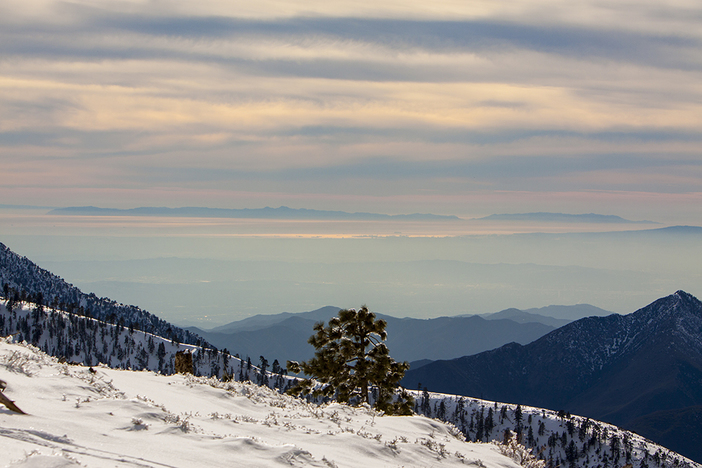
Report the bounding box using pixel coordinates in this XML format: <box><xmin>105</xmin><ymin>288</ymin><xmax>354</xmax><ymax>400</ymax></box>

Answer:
<box><xmin>1</xmin><ymin>339</ymin><xmax>531</xmax><ymax>468</ymax></box>
<box><xmin>404</xmin><ymin>291</ymin><xmax>702</xmax><ymax>463</ymax></box>
<box><xmin>411</xmin><ymin>390</ymin><xmax>701</xmax><ymax>468</ymax></box>
<box><xmin>2</xmin><ymin>301</ymin><xmax>700</xmax><ymax>467</ymax></box>
<box><xmin>0</xmin><ymin>242</ymin><xmax>202</xmax><ymax>346</ymax></box>
<box><xmin>0</xmin><ymin>302</ymin><xmax>286</xmax><ymax>388</ymax></box>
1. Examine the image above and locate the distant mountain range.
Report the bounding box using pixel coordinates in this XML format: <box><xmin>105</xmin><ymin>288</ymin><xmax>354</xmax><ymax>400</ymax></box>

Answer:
<box><xmin>47</xmin><ymin>205</ymin><xmax>460</xmax><ymax>221</ymax></box>
<box><xmin>479</xmin><ymin>303</ymin><xmax>610</xmax><ymax>324</ymax></box>
<box><xmin>402</xmin><ymin>290</ymin><xmax>702</xmax><ymax>463</ymax></box>
<box><xmin>477</xmin><ymin>212</ymin><xmax>658</xmax><ymax>224</ymax></box>
<box><xmin>45</xmin><ymin>207</ymin><xmax>669</xmax><ymax>225</ymax></box>
<box><xmin>186</xmin><ymin>304</ymin><xmax>610</xmax><ymax>365</ymax></box>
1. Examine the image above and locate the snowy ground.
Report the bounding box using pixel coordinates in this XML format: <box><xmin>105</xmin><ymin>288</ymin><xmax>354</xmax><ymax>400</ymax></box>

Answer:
<box><xmin>411</xmin><ymin>390</ymin><xmax>702</xmax><ymax>468</ymax></box>
<box><xmin>0</xmin><ymin>339</ymin><xmax>532</xmax><ymax>468</ymax></box>
<box><xmin>2</xmin><ymin>303</ymin><xmax>699</xmax><ymax>468</ymax></box>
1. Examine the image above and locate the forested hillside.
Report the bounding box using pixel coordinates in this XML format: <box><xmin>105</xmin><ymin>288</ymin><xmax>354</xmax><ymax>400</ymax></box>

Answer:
<box><xmin>0</xmin><ymin>301</ymin><xmax>291</xmax><ymax>389</ymax></box>
<box><xmin>0</xmin><ymin>242</ymin><xmax>201</xmax><ymax>346</ymax></box>
<box><xmin>412</xmin><ymin>390</ymin><xmax>698</xmax><ymax>468</ymax></box>
<box><xmin>404</xmin><ymin>290</ymin><xmax>702</xmax><ymax>463</ymax></box>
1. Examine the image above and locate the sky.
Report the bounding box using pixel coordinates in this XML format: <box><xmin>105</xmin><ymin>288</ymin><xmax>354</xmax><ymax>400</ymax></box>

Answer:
<box><xmin>1</xmin><ymin>0</ymin><xmax>701</xmax><ymax>221</ymax></box>
<box><xmin>1</xmin><ymin>1</ymin><xmax>702</xmax><ymax>324</ymax></box>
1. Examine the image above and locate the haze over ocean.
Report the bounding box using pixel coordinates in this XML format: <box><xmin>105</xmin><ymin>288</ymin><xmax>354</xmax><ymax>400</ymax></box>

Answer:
<box><xmin>1</xmin><ymin>1</ymin><xmax>701</xmax><ymax>325</ymax></box>
<box><xmin>1</xmin><ymin>206</ymin><xmax>699</xmax><ymax>327</ymax></box>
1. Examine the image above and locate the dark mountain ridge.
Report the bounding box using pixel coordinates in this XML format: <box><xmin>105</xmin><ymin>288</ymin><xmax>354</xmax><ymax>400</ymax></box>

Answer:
<box><xmin>403</xmin><ymin>290</ymin><xmax>702</xmax><ymax>462</ymax></box>
<box><xmin>0</xmin><ymin>242</ymin><xmax>203</xmax><ymax>346</ymax></box>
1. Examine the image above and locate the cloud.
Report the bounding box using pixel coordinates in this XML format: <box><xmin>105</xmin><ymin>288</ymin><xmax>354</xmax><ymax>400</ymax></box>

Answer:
<box><xmin>0</xmin><ymin>0</ymin><xmax>701</xmax><ymax>222</ymax></box>
<box><xmin>4</xmin><ymin>11</ymin><xmax>701</xmax><ymax>71</ymax></box>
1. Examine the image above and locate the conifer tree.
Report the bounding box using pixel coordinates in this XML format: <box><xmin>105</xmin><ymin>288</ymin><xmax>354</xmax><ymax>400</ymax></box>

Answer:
<box><xmin>475</xmin><ymin>407</ymin><xmax>485</xmax><ymax>441</ymax></box>
<box><xmin>421</xmin><ymin>387</ymin><xmax>431</xmax><ymax>415</ymax></box>
<box><xmin>437</xmin><ymin>399</ymin><xmax>446</xmax><ymax>420</ymax></box>
<box><xmin>485</xmin><ymin>406</ymin><xmax>494</xmax><ymax>437</ymax></box>
<box><xmin>515</xmin><ymin>404</ymin><xmax>523</xmax><ymax>439</ymax></box>
<box><xmin>287</xmin><ymin>306</ymin><xmax>411</xmax><ymax>414</ymax></box>
<box><xmin>259</xmin><ymin>356</ymin><xmax>269</xmax><ymax>386</ymax></box>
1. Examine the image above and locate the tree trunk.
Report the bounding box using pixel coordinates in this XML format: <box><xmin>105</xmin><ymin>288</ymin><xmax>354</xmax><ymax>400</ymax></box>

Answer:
<box><xmin>0</xmin><ymin>391</ymin><xmax>26</xmax><ymax>414</ymax></box>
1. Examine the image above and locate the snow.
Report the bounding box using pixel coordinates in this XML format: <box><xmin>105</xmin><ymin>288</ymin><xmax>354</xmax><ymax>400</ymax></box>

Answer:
<box><xmin>2</xmin><ymin>302</ymin><xmax>700</xmax><ymax>468</ymax></box>
<box><xmin>409</xmin><ymin>390</ymin><xmax>702</xmax><ymax>468</ymax></box>
<box><xmin>1</xmin><ymin>339</ymin><xmax>528</xmax><ymax>468</ymax></box>
<box><xmin>0</xmin><ymin>302</ymin><xmax>280</xmax><ymax>388</ymax></box>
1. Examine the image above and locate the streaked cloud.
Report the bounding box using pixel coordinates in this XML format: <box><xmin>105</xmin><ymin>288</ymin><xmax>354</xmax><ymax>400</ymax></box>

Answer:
<box><xmin>0</xmin><ymin>0</ymin><xmax>701</xmax><ymax>222</ymax></box>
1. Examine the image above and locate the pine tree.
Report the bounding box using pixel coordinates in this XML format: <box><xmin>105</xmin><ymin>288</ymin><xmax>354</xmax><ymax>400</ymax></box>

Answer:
<box><xmin>437</xmin><ymin>399</ymin><xmax>446</xmax><ymax>420</ymax></box>
<box><xmin>514</xmin><ymin>404</ymin><xmax>523</xmax><ymax>438</ymax></box>
<box><xmin>455</xmin><ymin>397</ymin><xmax>466</xmax><ymax>427</ymax></box>
<box><xmin>259</xmin><ymin>356</ymin><xmax>269</xmax><ymax>386</ymax></box>
<box><xmin>579</xmin><ymin>418</ymin><xmax>590</xmax><ymax>441</ymax></box>
<box><xmin>566</xmin><ymin>440</ymin><xmax>577</xmax><ymax>466</ymax></box>
<box><xmin>287</xmin><ymin>306</ymin><xmax>411</xmax><ymax>414</ymax></box>
<box><xmin>475</xmin><ymin>408</ymin><xmax>485</xmax><ymax>441</ymax></box>
<box><xmin>421</xmin><ymin>387</ymin><xmax>431</xmax><ymax>416</ymax></box>
<box><xmin>485</xmin><ymin>407</ymin><xmax>494</xmax><ymax>437</ymax></box>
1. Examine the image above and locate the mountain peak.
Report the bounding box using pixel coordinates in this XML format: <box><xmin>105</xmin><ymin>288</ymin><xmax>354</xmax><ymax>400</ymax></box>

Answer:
<box><xmin>403</xmin><ymin>291</ymin><xmax>702</xmax><ymax>462</ymax></box>
<box><xmin>633</xmin><ymin>290</ymin><xmax>702</xmax><ymax>325</ymax></box>
<box><xmin>675</xmin><ymin>289</ymin><xmax>699</xmax><ymax>303</ymax></box>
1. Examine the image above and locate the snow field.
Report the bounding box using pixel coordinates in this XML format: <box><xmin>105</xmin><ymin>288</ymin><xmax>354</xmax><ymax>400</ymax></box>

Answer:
<box><xmin>3</xmin><ymin>301</ymin><xmax>699</xmax><ymax>468</ymax></box>
<box><xmin>410</xmin><ymin>390</ymin><xmax>701</xmax><ymax>468</ymax></box>
<box><xmin>1</xmin><ymin>339</ymin><xmax>527</xmax><ymax>468</ymax></box>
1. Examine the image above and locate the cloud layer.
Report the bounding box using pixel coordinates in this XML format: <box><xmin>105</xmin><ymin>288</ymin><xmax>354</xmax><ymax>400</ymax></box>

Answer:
<box><xmin>1</xmin><ymin>0</ymin><xmax>701</xmax><ymax>220</ymax></box>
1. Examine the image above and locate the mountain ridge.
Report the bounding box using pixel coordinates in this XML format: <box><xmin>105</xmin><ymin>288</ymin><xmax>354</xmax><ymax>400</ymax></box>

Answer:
<box><xmin>0</xmin><ymin>242</ymin><xmax>203</xmax><ymax>347</ymax></box>
<box><xmin>208</xmin><ymin>302</ymin><xmax>610</xmax><ymax>333</ymax></box>
<box><xmin>191</xmin><ymin>303</ymin><xmax>615</xmax><ymax>364</ymax></box>
<box><xmin>477</xmin><ymin>212</ymin><xmax>658</xmax><ymax>224</ymax></box>
<box><xmin>403</xmin><ymin>290</ymin><xmax>702</xmax><ymax>462</ymax></box>
<box><xmin>189</xmin><ymin>308</ymin><xmax>561</xmax><ymax>364</ymax></box>
<box><xmin>47</xmin><ymin>205</ymin><xmax>460</xmax><ymax>221</ymax></box>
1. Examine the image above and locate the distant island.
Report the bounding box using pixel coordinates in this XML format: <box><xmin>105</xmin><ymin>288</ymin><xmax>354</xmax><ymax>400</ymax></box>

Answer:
<box><xmin>477</xmin><ymin>212</ymin><xmax>658</xmax><ymax>224</ymax></box>
<box><xmin>48</xmin><ymin>206</ymin><xmax>460</xmax><ymax>221</ymax></box>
